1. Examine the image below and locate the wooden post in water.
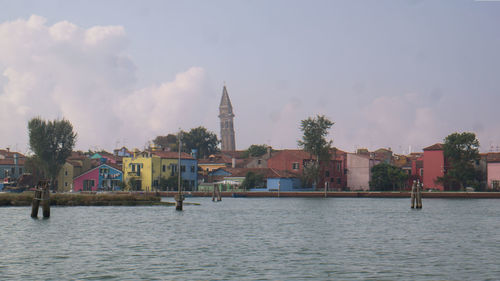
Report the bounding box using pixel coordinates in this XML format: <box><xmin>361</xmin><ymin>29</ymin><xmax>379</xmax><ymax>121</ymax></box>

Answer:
<box><xmin>410</xmin><ymin>180</ymin><xmax>416</xmax><ymax>208</ymax></box>
<box><xmin>175</xmin><ymin>130</ymin><xmax>184</xmax><ymax>211</ymax></box>
<box><xmin>416</xmin><ymin>181</ymin><xmax>423</xmax><ymax>209</ymax></box>
<box><xmin>31</xmin><ymin>185</ymin><xmax>42</xmax><ymax>218</ymax></box>
<box><xmin>42</xmin><ymin>185</ymin><xmax>50</xmax><ymax>218</ymax></box>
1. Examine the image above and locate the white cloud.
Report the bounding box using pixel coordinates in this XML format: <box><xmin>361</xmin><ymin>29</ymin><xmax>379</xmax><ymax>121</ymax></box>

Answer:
<box><xmin>0</xmin><ymin>15</ymin><xmax>211</xmax><ymax>153</ymax></box>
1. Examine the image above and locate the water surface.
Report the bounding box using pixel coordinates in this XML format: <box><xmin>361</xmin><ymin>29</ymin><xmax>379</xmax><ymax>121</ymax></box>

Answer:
<box><xmin>1</xmin><ymin>198</ymin><xmax>499</xmax><ymax>280</ymax></box>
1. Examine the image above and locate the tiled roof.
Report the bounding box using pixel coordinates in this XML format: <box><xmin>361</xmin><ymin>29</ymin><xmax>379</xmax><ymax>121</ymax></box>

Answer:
<box><xmin>0</xmin><ymin>159</ymin><xmax>25</xmax><ymax>165</ymax></box>
<box><xmin>487</xmin><ymin>153</ymin><xmax>500</xmax><ymax>163</ymax></box>
<box><xmin>423</xmin><ymin>143</ymin><xmax>444</xmax><ymax>151</ymax></box>
<box><xmin>152</xmin><ymin>151</ymin><xmax>195</xmax><ymax>160</ymax></box>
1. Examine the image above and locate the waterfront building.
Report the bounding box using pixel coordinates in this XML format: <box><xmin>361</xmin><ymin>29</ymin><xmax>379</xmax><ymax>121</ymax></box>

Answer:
<box><xmin>422</xmin><ymin>143</ymin><xmax>446</xmax><ymax>191</ymax></box>
<box><xmin>346</xmin><ymin>153</ymin><xmax>379</xmax><ymax>191</ymax></box>
<box><xmin>73</xmin><ymin>163</ymin><xmax>123</xmax><ymax>192</ymax></box>
<box><xmin>0</xmin><ymin>150</ymin><xmax>24</xmax><ymax>182</ymax></box>
<box><xmin>487</xmin><ymin>153</ymin><xmax>500</xmax><ymax>190</ymax></box>
<box><xmin>122</xmin><ymin>150</ymin><xmax>198</xmax><ymax>191</ymax></box>
<box><xmin>55</xmin><ymin>151</ymin><xmax>93</xmax><ymax>192</ymax></box>
<box><xmin>219</xmin><ymin>85</ymin><xmax>236</xmax><ymax>151</ymax></box>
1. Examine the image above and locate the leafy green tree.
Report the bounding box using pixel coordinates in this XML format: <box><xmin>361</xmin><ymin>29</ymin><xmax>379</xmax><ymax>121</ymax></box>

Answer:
<box><xmin>301</xmin><ymin>161</ymin><xmax>319</xmax><ymax>188</ymax></box>
<box><xmin>181</xmin><ymin>127</ymin><xmax>220</xmax><ymax>159</ymax></box>
<box><xmin>243</xmin><ymin>144</ymin><xmax>268</xmax><ymax>158</ymax></box>
<box><xmin>241</xmin><ymin>171</ymin><xmax>266</xmax><ymax>190</ymax></box>
<box><xmin>370</xmin><ymin>163</ymin><xmax>408</xmax><ymax>191</ymax></box>
<box><xmin>28</xmin><ymin>117</ymin><xmax>77</xmax><ymax>190</ymax></box>
<box><xmin>153</xmin><ymin>134</ymin><xmax>178</xmax><ymax>151</ymax></box>
<box><xmin>438</xmin><ymin>132</ymin><xmax>480</xmax><ymax>191</ymax></box>
<box><xmin>298</xmin><ymin>115</ymin><xmax>334</xmax><ymax>161</ymax></box>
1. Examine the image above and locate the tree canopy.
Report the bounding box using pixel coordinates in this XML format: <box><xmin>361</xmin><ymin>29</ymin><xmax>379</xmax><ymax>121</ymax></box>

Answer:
<box><xmin>28</xmin><ymin>117</ymin><xmax>77</xmax><ymax>189</ymax></box>
<box><xmin>369</xmin><ymin>163</ymin><xmax>408</xmax><ymax>191</ymax></box>
<box><xmin>438</xmin><ymin>132</ymin><xmax>481</xmax><ymax>190</ymax></box>
<box><xmin>241</xmin><ymin>171</ymin><xmax>266</xmax><ymax>190</ymax></box>
<box><xmin>153</xmin><ymin>134</ymin><xmax>178</xmax><ymax>151</ymax></box>
<box><xmin>243</xmin><ymin>144</ymin><xmax>268</xmax><ymax>158</ymax></box>
<box><xmin>298</xmin><ymin>115</ymin><xmax>334</xmax><ymax>161</ymax></box>
<box><xmin>181</xmin><ymin>127</ymin><xmax>220</xmax><ymax>159</ymax></box>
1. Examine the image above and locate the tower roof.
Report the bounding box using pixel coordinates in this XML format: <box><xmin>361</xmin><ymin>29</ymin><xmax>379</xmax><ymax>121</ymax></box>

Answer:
<box><xmin>219</xmin><ymin>85</ymin><xmax>234</xmax><ymax>116</ymax></box>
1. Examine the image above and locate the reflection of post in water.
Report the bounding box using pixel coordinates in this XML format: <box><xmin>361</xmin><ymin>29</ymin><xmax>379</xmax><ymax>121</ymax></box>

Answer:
<box><xmin>31</xmin><ymin>180</ymin><xmax>50</xmax><ymax>218</ymax></box>
<box><xmin>212</xmin><ymin>184</ymin><xmax>221</xmax><ymax>202</ymax></box>
<box><xmin>175</xmin><ymin>130</ymin><xmax>184</xmax><ymax>211</ymax></box>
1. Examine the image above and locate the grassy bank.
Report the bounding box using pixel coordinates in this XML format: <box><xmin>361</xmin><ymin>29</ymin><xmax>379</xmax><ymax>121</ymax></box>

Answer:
<box><xmin>0</xmin><ymin>192</ymin><xmax>173</xmax><ymax>207</ymax></box>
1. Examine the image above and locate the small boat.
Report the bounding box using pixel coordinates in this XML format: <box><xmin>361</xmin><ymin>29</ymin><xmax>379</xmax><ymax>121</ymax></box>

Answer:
<box><xmin>232</xmin><ymin>193</ymin><xmax>247</xmax><ymax>198</ymax></box>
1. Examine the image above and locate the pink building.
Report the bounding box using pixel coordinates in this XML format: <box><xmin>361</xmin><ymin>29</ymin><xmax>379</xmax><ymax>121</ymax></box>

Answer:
<box><xmin>487</xmin><ymin>153</ymin><xmax>500</xmax><ymax>190</ymax></box>
<box><xmin>73</xmin><ymin>164</ymin><xmax>123</xmax><ymax>192</ymax></box>
<box><xmin>423</xmin><ymin>143</ymin><xmax>446</xmax><ymax>191</ymax></box>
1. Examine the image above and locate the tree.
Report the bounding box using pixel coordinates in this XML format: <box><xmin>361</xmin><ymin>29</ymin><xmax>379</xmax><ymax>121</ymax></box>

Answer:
<box><xmin>370</xmin><ymin>163</ymin><xmax>408</xmax><ymax>191</ymax></box>
<box><xmin>181</xmin><ymin>127</ymin><xmax>220</xmax><ymax>159</ymax></box>
<box><xmin>298</xmin><ymin>115</ymin><xmax>334</xmax><ymax>161</ymax></box>
<box><xmin>153</xmin><ymin>134</ymin><xmax>178</xmax><ymax>151</ymax></box>
<box><xmin>301</xmin><ymin>160</ymin><xmax>319</xmax><ymax>188</ymax></box>
<box><xmin>243</xmin><ymin>144</ymin><xmax>268</xmax><ymax>158</ymax></box>
<box><xmin>438</xmin><ymin>132</ymin><xmax>480</xmax><ymax>191</ymax></box>
<box><xmin>28</xmin><ymin>117</ymin><xmax>77</xmax><ymax>190</ymax></box>
<box><xmin>298</xmin><ymin>115</ymin><xmax>334</xmax><ymax>187</ymax></box>
<box><xmin>241</xmin><ymin>171</ymin><xmax>266</xmax><ymax>190</ymax></box>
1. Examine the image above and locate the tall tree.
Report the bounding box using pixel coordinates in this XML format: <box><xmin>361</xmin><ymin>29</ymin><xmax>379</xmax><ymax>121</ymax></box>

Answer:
<box><xmin>153</xmin><ymin>134</ymin><xmax>178</xmax><ymax>151</ymax></box>
<box><xmin>298</xmin><ymin>115</ymin><xmax>334</xmax><ymax>161</ymax></box>
<box><xmin>438</xmin><ymin>132</ymin><xmax>480</xmax><ymax>190</ymax></box>
<box><xmin>298</xmin><ymin>115</ymin><xmax>334</xmax><ymax>187</ymax></box>
<box><xmin>181</xmin><ymin>127</ymin><xmax>220</xmax><ymax>159</ymax></box>
<box><xmin>370</xmin><ymin>163</ymin><xmax>408</xmax><ymax>191</ymax></box>
<box><xmin>28</xmin><ymin>117</ymin><xmax>77</xmax><ymax>190</ymax></box>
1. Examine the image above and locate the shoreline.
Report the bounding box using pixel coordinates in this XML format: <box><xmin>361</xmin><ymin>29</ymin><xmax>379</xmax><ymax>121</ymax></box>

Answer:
<box><xmin>158</xmin><ymin>191</ymin><xmax>500</xmax><ymax>199</ymax></box>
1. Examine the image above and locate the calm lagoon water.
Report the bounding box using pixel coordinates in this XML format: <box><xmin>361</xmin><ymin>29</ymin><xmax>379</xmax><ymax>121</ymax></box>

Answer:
<box><xmin>1</xmin><ymin>198</ymin><xmax>499</xmax><ymax>280</ymax></box>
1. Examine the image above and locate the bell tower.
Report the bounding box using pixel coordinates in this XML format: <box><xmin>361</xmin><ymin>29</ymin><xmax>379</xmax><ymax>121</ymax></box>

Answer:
<box><xmin>219</xmin><ymin>85</ymin><xmax>236</xmax><ymax>151</ymax></box>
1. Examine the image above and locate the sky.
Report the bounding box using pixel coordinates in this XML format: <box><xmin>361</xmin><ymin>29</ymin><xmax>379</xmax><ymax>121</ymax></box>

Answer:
<box><xmin>0</xmin><ymin>0</ymin><xmax>499</xmax><ymax>155</ymax></box>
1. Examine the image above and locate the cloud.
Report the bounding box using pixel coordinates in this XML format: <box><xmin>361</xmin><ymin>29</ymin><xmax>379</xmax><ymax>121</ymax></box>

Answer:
<box><xmin>0</xmin><ymin>15</ymin><xmax>211</xmax><ymax>152</ymax></box>
<box><xmin>334</xmin><ymin>94</ymin><xmax>443</xmax><ymax>153</ymax></box>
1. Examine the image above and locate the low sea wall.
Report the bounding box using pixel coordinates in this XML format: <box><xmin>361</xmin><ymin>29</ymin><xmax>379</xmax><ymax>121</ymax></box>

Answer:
<box><xmin>159</xmin><ymin>191</ymin><xmax>500</xmax><ymax>199</ymax></box>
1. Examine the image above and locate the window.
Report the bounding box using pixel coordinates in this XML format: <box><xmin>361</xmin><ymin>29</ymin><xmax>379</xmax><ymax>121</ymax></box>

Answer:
<box><xmin>11</xmin><ymin>167</ymin><xmax>15</xmax><ymax>175</ymax></box>
<box><xmin>181</xmin><ymin>165</ymin><xmax>186</xmax><ymax>172</ymax></box>
<box><xmin>19</xmin><ymin>168</ymin><xmax>23</xmax><ymax>174</ymax></box>
<box><xmin>191</xmin><ymin>166</ymin><xmax>195</xmax><ymax>173</ymax></box>
<box><xmin>65</xmin><ymin>170</ymin><xmax>68</xmax><ymax>176</ymax></box>
<box><xmin>292</xmin><ymin>162</ymin><xmax>299</xmax><ymax>170</ymax></box>
<box><xmin>337</xmin><ymin>178</ymin><xmax>341</xmax><ymax>184</ymax></box>
<box><xmin>325</xmin><ymin>171</ymin><xmax>330</xmax><ymax>177</ymax></box>
<box><xmin>153</xmin><ymin>180</ymin><xmax>159</xmax><ymax>187</ymax></box>
<box><xmin>337</xmin><ymin>163</ymin><xmax>341</xmax><ymax>172</ymax></box>
<box><xmin>131</xmin><ymin>164</ymin><xmax>136</xmax><ymax>172</ymax></box>
<box><xmin>330</xmin><ymin>177</ymin><xmax>334</xmax><ymax>182</ymax></box>
<box><xmin>162</xmin><ymin>165</ymin><xmax>166</xmax><ymax>172</ymax></box>
<box><xmin>258</xmin><ymin>159</ymin><xmax>262</xmax><ymax>165</ymax></box>
<box><xmin>65</xmin><ymin>182</ymin><xmax>68</xmax><ymax>187</ymax></box>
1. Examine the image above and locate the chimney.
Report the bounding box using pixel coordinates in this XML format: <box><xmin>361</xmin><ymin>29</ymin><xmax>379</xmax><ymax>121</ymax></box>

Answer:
<box><xmin>267</xmin><ymin>146</ymin><xmax>272</xmax><ymax>158</ymax></box>
<box><xmin>232</xmin><ymin>157</ymin><xmax>236</xmax><ymax>168</ymax></box>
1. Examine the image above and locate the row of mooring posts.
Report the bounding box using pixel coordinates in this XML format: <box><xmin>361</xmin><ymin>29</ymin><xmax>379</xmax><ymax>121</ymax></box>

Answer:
<box><xmin>212</xmin><ymin>184</ymin><xmax>222</xmax><ymax>202</ymax></box>
<box><xmin>411</xmin><ymin>180</ymin><xmax>423</xmax><ymax>209</ymax></box>
<box><xmin>31</xmin><ymin>180</ymin><xmax>51</xmax><ymax>218</ymax></box>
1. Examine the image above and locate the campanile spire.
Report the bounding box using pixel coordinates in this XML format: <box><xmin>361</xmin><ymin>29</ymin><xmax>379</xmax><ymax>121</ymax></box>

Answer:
<box><xmin>219</xmin><ymin>85</ymin><xmax>235</xmax><ymax>151</ymax></box>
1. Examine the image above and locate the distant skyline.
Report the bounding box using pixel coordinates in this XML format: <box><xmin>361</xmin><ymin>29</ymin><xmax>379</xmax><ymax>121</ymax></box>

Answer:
<box><xmin>1</xmin><ymin>0</ymin><xmax>499</xmax><ymax>154</ymax></box>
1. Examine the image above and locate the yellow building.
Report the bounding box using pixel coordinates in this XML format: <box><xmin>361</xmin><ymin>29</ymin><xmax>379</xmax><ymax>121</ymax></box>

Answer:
<box><xmin>122</xmin><ymin>151</ymin><xmax>197</xmax><ymax>191</ymax></box>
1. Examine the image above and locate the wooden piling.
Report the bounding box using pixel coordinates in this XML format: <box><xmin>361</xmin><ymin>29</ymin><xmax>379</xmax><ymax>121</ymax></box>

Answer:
<box><xmin>410</xmin><ymin>180</ymin><xmax>416</xmax><ymax>208</ymax></box>
<box><xmin>42</xmin><ymin>188</ymin><xmax>50</xmax><ymax>218</ymax></box>
<box><xmin>416</xmin><ymin>182</ymin><xmax>423</xmax><ymax>209</ymax></box>
<box><xmin>31</xmin><ymin>188</ymin><xmax>41</xmax><ymax>218</ymax></box>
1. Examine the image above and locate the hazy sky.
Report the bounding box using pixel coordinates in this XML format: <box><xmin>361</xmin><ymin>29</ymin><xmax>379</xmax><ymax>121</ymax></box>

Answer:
<box><xmin>1</xmin><ymin>0</ymin><xmax>499</xmax><ymax>154</ymax></box>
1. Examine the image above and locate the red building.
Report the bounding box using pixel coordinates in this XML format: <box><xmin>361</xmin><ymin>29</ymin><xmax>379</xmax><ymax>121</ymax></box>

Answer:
<box><xmin>423</xmin><ymin>143</ymin><xmax>446</xmax><ymax>191</ymax></box>
<box><xmin>267</xmin><ymin>149</ymin><xmax>347</xmax><ymax>190</ymax></box>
